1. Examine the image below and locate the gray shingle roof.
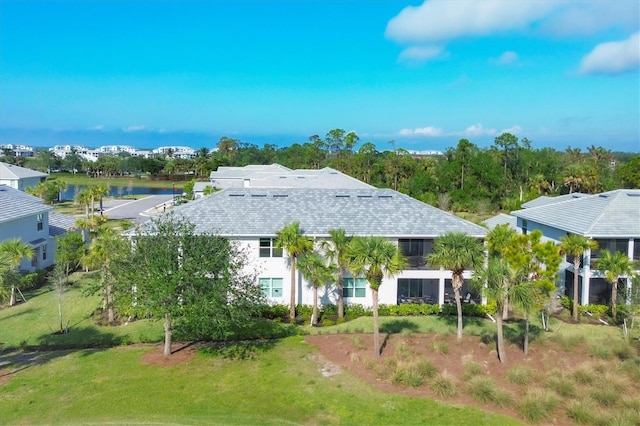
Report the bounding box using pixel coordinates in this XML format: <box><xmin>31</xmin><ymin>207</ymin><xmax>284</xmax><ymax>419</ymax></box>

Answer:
<box><xmin>168</xmin><ymin>187</ymin><xmax>488</xmax><ymax>238</ymax></box>
<box><xmin>0</xmin><ymin>185</ymin><xmax>52</xmax><ymax>223</ymax></box>
<box><xmin>521</xmin><ymin>193</ymin><xmax>589</xmax><ymax>209</ymax></box>
<box><xmin>483</xmin><ymin>213</ymin><xmax>517</xmax><ymax>230</ymax></box>
<box><xmin>0</xmin><ymin>162</ymin><xmax>48</xmax><ymax>179</ymax></box>
<box><xmin>49</xmin><ymin>212</ymin><xmax>78</xmax><ymax>237</ymax></box>
<box><xmin>512</xmin><ymin>189</ymin><xmax>640</xmax><ymax>237</ymax></box>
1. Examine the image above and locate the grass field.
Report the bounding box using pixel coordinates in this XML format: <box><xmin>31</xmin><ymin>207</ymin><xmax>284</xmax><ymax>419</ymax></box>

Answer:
<box><xmin>0</xmin><ymin>277</ymin><xmax>521</xmax><ymax>425</ymax></box>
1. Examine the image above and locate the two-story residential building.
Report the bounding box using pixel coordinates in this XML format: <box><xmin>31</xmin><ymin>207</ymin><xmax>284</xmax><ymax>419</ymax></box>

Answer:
<box><xmin>168</xmin><ymin>187</ymin><xmax>488</xmax><ymax>307</ymax></box>
<box><xmin>511</xmin><ymin>189</ymin><xmax>640</xmax><ymax>305</ymax></box>
<box><xmin>0</xmin><ymin>185</ymin><xmax>77</xmax><ymax>271</ymax></box>
<box><xmin>0</xmin><ymin>162</ymin><xmax>48</xmax><ymax>191</ymax></box>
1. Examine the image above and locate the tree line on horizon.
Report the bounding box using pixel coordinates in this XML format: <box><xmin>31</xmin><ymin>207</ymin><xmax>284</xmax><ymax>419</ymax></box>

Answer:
<box><xmin>2</xmin><ymin>129</ymin><xmax>639</xmax><ymax>213</ymax></box>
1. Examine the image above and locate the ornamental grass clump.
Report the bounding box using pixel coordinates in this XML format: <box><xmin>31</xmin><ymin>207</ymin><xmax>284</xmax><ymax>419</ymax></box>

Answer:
<box><xmin>391</xmin><ymin>364</ymin><xmax>424</xmax><ymax>387</ymax></box>
<box><xmin>565</xmin><ymin>399</ymin><xmax>595</xmax><ymax>424</ymax></box>
<box><xmin>466</xmin><ymin>377</ymin><xmax>513</xmax><ymax>407</ymax></box>
<box><xmin>517</xmin><ymin>389</ymin><xmax>560</xmax><ymax>424</ymax></box>
<box><xmin>462</xmin><ymin>360</ymin><xmax>484</xmax><ymax>381</ymax></box>
<box><xmin>506</xmin><ymin>365</ymin><xmax>536</xmax><ymax>386</ymax></box>
<box><xmin>430</xmin><ymin>372</ymin><xmax>459</xmax><ymax>398</ymax></box>
<box><xmin>544</xmin><ymin>375</ymin><xmax>576</xmax><ymax>398</ymax></box>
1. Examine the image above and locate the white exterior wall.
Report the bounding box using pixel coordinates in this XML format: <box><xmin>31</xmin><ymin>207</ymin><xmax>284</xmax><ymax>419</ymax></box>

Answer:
<box><xmin>0</xmin><ymin>211</ymin><xmax>55</xmax><ymax>271</ymax></box>
<box><xmin>233</xmin><ymin>236</ymin><xmax>477</xmax><ymax>308</ymax></box>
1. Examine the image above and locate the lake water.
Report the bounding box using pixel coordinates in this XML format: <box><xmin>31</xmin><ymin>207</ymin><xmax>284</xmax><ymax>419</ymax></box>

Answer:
<box><xmin>61</xmin><ymin>184</ymin><xmax>180</xmax><ymax>201</ymax></box>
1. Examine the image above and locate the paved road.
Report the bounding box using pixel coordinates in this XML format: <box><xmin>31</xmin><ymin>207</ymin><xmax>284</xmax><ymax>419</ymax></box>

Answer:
<box><xmin>101</xmin><ymin>195</ymin><xmax>173</xmax><ymax>224</ymax></box>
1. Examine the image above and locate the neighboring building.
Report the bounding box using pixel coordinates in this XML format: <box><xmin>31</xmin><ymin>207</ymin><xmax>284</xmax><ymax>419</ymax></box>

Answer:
<box><xmin>49</xmin><ymin>145</ymin><xmax>99</xmax><ymax>163</ymax></box>
<box><xmin>168</xmin><ymin>187</ymin><xmax>488</xmax><ymax>307</ymax></box>
<box><xmin>0</xmin><ymin>185</ymin><xmax>77</xmax><ymax>271</ymax></box>
<box><xmin>152</xmin><ymin>146</ymin><xmax>196</xmax><ymax>159</ymax></box>
<box><xmin>0</xmin><ymin>144</ymin><xmax>35</xmax><ymax>157</ymax></box>
<box><xmin>208</xmin><ymin>164</ymin><xmax>374</xmax><ymax>190</ymax></box>
<box><xmin>0</xmin><ymin>162</ymin><xmax>48</xmax><ymax>191</ymax></box>
<box><xmin>511</xmin><ymin>189</ymin><xmax>640</xmax><ymax>305</ymax></box>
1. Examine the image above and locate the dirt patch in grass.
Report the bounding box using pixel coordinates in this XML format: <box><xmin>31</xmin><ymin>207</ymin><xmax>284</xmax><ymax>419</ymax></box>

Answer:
<box><xmin>306</xmin><ymin>332</ymin><xmax>639</xmax><ymax>425</ymax></box>
<box><xmin>140</xmin><ymin>342</ymin><xmax>197</xmax><ymax>366</ymax></box>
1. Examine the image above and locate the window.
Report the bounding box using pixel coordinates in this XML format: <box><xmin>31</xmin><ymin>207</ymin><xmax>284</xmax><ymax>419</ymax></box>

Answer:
<box><xmin>592</xmin><ymin>239</ymin><xmax>628</xmax><ymax>260</ymax></box>
<box><xmin>343</xmin><ymin>278</ymin><xmax>366</xmax><ymax>298</ymax></box>
<box><xmin>42</xmin><ymin>244</ymin><xmax>47</xmax><ymax>260</ymax></box>
<box><xmin>634</xmin><ymin>239</ymin><xmax>640</xmax><ymax>262</ymax></box>
<box><xmin>259</xmin><ymin>238</ymin><xmax>282</xmax><ymax>257</ymax></box>
<box><xmin>398</xmin><ymin>239</ymin><xmax>434</xmax><ymax>269</ymax></box>
<box><xmin>259</xmin><ymin>278</ymin><xmax>283</xmax><ymax>297</ymax></box>
<box><xmin>36</xmin><ymin>213</ymin><xmax>43</xmax><ymax>231</ymax></box>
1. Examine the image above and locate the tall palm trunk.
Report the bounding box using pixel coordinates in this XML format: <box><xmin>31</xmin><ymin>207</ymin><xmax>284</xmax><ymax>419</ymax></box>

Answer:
<box><xmin>164</xmin><ymin>312</ymin><xmax>172</xmax><ymax>357</ymax></box>
<box><xmin>372</xmin><ymin>288</ymin><xmax>380</xmax><ymax>358</ymax></box>
<box><xmin>312</xmin><ymin>286</ymin><xmax>318</xmax><ymax>326</ymax></box>
<box><xmin>496</xmin><ymin>307</ymin><xmax>506</xmax><ymax>363</ymax></box>
<box><xmin>289</xmin><ymin>256</ymin><xmax>296</xmax><ymax>321</ymax></box>
<box><xmin>524</xmin><ymin>312</ymin><xmax>530</xmax><ymax>356</ymax></box>
<box><xmin>337</xmin><ymin>268</ymin><xmax>344</xmax><ymax>319</ymax></box>
<box><xmin>572</xmin><ymin>258</ymin><xmax>580</xmax><ymax>321</ymax></box>
<box><xmin>611</xmin><ymin>281</ymin><xmax>618</xmax><ymax>322</ymax></box>
<box><xmin>454</xmin><ymin>287</ymin><xmax>463</xmax><ymax>339</ymax></box>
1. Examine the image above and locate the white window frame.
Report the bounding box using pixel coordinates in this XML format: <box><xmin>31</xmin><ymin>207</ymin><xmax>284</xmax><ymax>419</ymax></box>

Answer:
<box><xmin>259</xmin><ymin>238</ymin><xmax>283</xmax><ymax>258</ymax></box>
<box><xmin>259</xmin><ymin>277</ymin><xmax>283</xmax><ymax>298</ymax></box>
<box><xmin>343</xmin><ymin>278</ymin><xmax>367</xmax><ymax>298</ymax></box>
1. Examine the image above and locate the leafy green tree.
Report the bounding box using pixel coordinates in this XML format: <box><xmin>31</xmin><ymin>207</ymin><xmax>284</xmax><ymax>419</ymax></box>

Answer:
<box><xmin>0</xmin><ymin>239</ymin><xmax>34</xmax><ymax>306</ymax></box>
<box><xmin>320</xmin><ymin>228</ymin><xmax>352</xmax><ymax>319</ymax></box>
<box><xmin>117</xmin><ymin>214</ymin><xmax>263</xmax><ymax>356</ymax></box>
<box><xmin>297</xmin><ymin>251</ymin><xmax>337</xmax><ymax>325</ymax></box>
<box><xmin>616</xmin><ymin>155</ymin><xmax>640</xmax><ymax>188</ymax></box>
<box><xmin>55</xmin><ymin>232</ymin><xmax>85</xmax><ymax>281</ymax></box>
<box><xmin>427</xmin><ymin>232</ymin><xmax>484</xmax><ymax>339</ymax></box>
<box><xmin>560</xmin><ymin>235</ymin><xmax>598</xmax><ymax>321</ymax></box>
<box><xmin>275</xmin><ymin>221</ymin><xmax>314</xmax><ymax>321</ymax></box>
<box><xmin>345</xmin><ymin>236</ymin><xmax>405</xmax><ymax>357</ymax></box>
<box><xmin>26</xmin><ymin>179</ymin><xmax>67</xmax><ymax>204</ymax></box>
<box><xmin>596</xmin><ymin>249</ymin><xmax>638</xmax><ymax>322</ymax></box>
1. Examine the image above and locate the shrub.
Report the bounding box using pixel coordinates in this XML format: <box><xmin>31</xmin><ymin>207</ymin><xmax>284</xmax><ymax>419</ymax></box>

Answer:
<box><xmin>617</xmin><ymin>358</ymin><xmax>640</xmax><ymax>381</ymax></box>
<box><xmin>391</xmin><ymin>365</ymin><xmax>424</xmax><ymax>387</ymax></box>
<box><xmin>590</xmin><ymin>388</ymin><xmax>619</xmax><ymax>408</ymax></box>
<box><xmin>344</xmin><ymin>304</ymin><xmax>369</xmax><ymax>319</ymax></box>
<box><xmin>544</xmin><ymin>376</ymin><xmax>575</xmax><ymax>398</ymax></box>
<box><xmin>517</xmin><ymin>389</ymin><xmax>559</xmax><ymax>423</ymax></box>
<box><xmin>430</xmin><ymin>372</ymin><xmax>459</xmax><ymax>397</ymax></box>
<box><xmin>467</xmin><ymin>377</ymin><xmax>498</xmax><ymax>404</ymax></box>
<box><xmin>506</xmin><ymin>365</ymin><xmax>536</xmax><ymax>386</ymax></box>
<box><xmin>462</xmin><ymin>360</ymin><xmax>484</xmax><ymax>381</ymax></box>
<box><xmin>320</xmin><ymin>304</ymin><xmax>337</xmax><ymax>317</ymax></box>
<box><xmin>415</xmin><ymin>360</ymin><xmax>437</xmax><ymax>379</ymax></box>
<box><xmin>296</xmin><ymin>305</ymin><xmax>313</xmax><ymax>320</ymax></box>
<box><xmin>572</xmin><ymin>367</ymin><xmax>595</xmax><ymax>385</ymax></box>
<box><xmin>321</xmin><ymin>319</ymin><xmax>335</xmax><ymax>327</ymax></box>
<box><xmin>566</xmin><ymin>399</ymin><xmax>595</xmax><ymax>424</ymax></box>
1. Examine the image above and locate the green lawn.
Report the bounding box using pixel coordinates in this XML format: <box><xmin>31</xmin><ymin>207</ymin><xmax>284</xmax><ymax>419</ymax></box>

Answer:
<box><xmin>0</xmin><ymin>337</ymin><xmax>520</xmax><ymax>425</ymax></box>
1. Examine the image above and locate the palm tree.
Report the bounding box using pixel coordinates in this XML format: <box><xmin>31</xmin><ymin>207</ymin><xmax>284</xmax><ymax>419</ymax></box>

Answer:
<box><xmin>75</xmin><ymin>188</ymin><xmax>92</xmax><ymax>218</ymax></box>
<box><xmin>83</xmin><ymin>226</ymin><xmax>127</xmax><ymax>324</ymax></box>
<box><xmin>596</xmin><ymin>249</ymin><xmax>637</xmax><ymax>322</ymax></box>
<box><xmin>427</xmin><ymin>232</ymin><xmax>484</xmax><ymax>339</ymax></box>
<box><xmin>0</xmin><ymin>251</ymin><xmax>13</xmax><ymax>301</ymax></box>
<box><xmin>0</xmin><ymin>239</ymin><xmax>34</xmax><ymax>306</ymax></box>
<box><xmin>486</xmin><ymin>224</ymin><xmax>516</xmax><ymax>259</ymax></box>
<box><xmin>560</xmin><ymin>234</ymin><xmax>598</xmax><ymax>321</ymax></box>
<box><xmin>91</xmin><ymin>185</ymin><xmax>110</xmax><ymax>214</ymax></box>
<box><xmin>275</xmin><ymin>222</ymin><xmax>314</xmax><ymax>321</ymax></box>
<box><xmin>345</xmin><ymin>236</ymin><xmax>406</xmax><ymax>357</ymax></box>
<box><xmin>297</xmin><ymin>251</ymin><xmax>337</xmax><ymax>325</ymax></box>
<box><xmin>471</xmin><ymin>258</ymin><xmax>531</xmax><ymax>363</ymax></box>
<box><xmin>320</xmin><ymin>228</ymin><xmax>352</xmax><ymax>319</ymax></box>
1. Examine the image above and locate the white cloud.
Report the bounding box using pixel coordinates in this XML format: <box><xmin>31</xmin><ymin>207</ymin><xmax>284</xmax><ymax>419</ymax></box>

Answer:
<box><xmin>397</xmin><ymin>45</ymin><xmax>444</xmax><ymax>63</ymax></box>
<box><xmin>399</xmin><ymin>126</ymin><xmax>443</xmax><ymax>137</ymax></box>
<box><xmin>87</xmin><ymin>125</ymin><xmax>104</xmax><ymax>131</ymax></box>
<box><xmin>495</xmin><ymin>51</ymin><xmax>519</xmax><ymax>66</ymax></box>
<box><xmin>579</xmin><ymin>32</ymin><xmax>640</xmax><ymax>75</ymax></box>
<box><xmin>123</xmin><ymin>125</ymin><xmax>145</xmax><ymax>132</ymax></box>
<box><xmin>501</xmin><ymin>125</ymin><xmax>523</xmax><ymax>135</ymax></box>
<box><xmin>460</xmin><ymin>123</ymin><xmax>497</xmax><ymax>137</ymax></box>
<box><xmin>385</xmin><ymin>0</ymin><xmax>557</xmax><ymax>42</ymax></box>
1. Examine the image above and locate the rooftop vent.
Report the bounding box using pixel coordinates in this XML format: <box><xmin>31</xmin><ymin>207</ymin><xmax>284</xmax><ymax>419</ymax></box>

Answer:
<box><xmin>251</xmin><ymin>194</ymin><xmax>267</xmax><ymax>197</ymax></box>
<box><xmin>378</xmin><ymin>195</ymin><xmax>393</xmax><ymax>198</ymax></box>
<box><xmin>357</xmin><ymin>195</ymin><xmax>372</xmax><ymax>198</ymax></box>
<box><xmin>273</xmin><ymin>194</ymin><xmax>288</xmax><ymax>198</ymax></box>
<box><xmin>229</xmin><ymin>193</ymin><xmax>245</xmax><ymax>197</ymax></box>
<box><xmin>336</xmin><ymin>194</ymin><xmax>350</xmax><ymax>198</ymax></box>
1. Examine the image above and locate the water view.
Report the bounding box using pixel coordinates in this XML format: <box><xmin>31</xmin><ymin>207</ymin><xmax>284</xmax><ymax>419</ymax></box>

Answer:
<box><xmin>61</xmin><ymin>184</ymin><xmax>180</xmax><ymax>201</ymax></box>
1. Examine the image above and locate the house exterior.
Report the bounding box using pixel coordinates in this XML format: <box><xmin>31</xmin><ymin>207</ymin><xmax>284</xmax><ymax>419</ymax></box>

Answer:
<box><xmin>168</xmin><ymin>187</ymin><xmax>488</xmax><ymax>307</ymax></box>
<box><xmin>0</xmin><ymin>162</ymin><xmax>48</xmax><ymax>191</ymax></box>
<box><xmin>0</xmin><ymin>185</ymin><xmax>77</xmax><ymax>271</ymax></box>
<box><xmin>511</xmin><ymin>189</ymin><xmax>640</xmax><ymax>305</ymax></box>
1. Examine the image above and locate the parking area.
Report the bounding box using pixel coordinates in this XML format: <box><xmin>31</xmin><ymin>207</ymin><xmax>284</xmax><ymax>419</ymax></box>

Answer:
<box><xmin>100</xmin><ymin>195</ymin><xmax>173</xmax><ymax>224</ymax></box>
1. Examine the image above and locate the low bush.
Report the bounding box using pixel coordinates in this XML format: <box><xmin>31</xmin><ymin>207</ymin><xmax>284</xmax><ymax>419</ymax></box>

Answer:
<box><xmin>544</xmin><ymin>375</ymin><xmax>575</xmax><ymax>398</ymax></box>
<box><xmin>391</xmin><ymin>364</ymin><xmax>424</xmax><ymax>387</ymax></box>
<box><xmin>517</xmin><ymin>389</ymin><xmax>559</xmax><ymax>424</ymax></box>
<box><xmin>430</xmin><ymin>372</ymin><xmax>459</xmax><ymax>398</ymax></box>
<box><xmin>462</xmin><ymin>360</ymin><xmax>484</xmax><ymax>381</ymax></box>
<box><xmin>506</xmin><ymin>365</ymin><xmax>536</xmax><ymax>386</ymax></box>
<box><xmin>565</xmin><ymin>399</ymin><xmax>595</xmax><ymax>424</ymax></box>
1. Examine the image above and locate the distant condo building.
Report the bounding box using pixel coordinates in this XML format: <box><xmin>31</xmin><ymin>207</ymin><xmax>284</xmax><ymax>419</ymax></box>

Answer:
<box><xmin>152</xmin><ymin>146</ymin><xmax>196</xmax><ymax>159</ymax></box>
<box><xmin>0</xmin><ymin>144</ymin><xmax>35</xmax><ymax>157</ymax></box>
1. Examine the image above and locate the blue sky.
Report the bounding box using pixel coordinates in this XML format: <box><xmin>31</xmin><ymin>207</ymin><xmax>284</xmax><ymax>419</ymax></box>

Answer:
<box><xmin>1</xmin><ymin>0</ymin><xmax>638</xmax><ymax>152</ymax></box>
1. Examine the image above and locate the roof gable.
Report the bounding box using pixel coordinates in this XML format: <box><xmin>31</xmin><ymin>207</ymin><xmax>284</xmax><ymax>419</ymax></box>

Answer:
<box><xmin>169</xmin><ymin>188</ymin><xmax>488</xmax><ymax>238</ymax></box>
<box><xmin>512</xmin><ymin>189</ymin><xmax>640</xmax><ymax>237</ymax></box>
<box><xmin>0</xmin><ymin>162</ymin><xmax>48</xmax><ymax>180</ymax></box>
<box><xmin>0</xmin><ymin>185</ymin><xmax>52</xmax><ymax>223</ymax></box>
